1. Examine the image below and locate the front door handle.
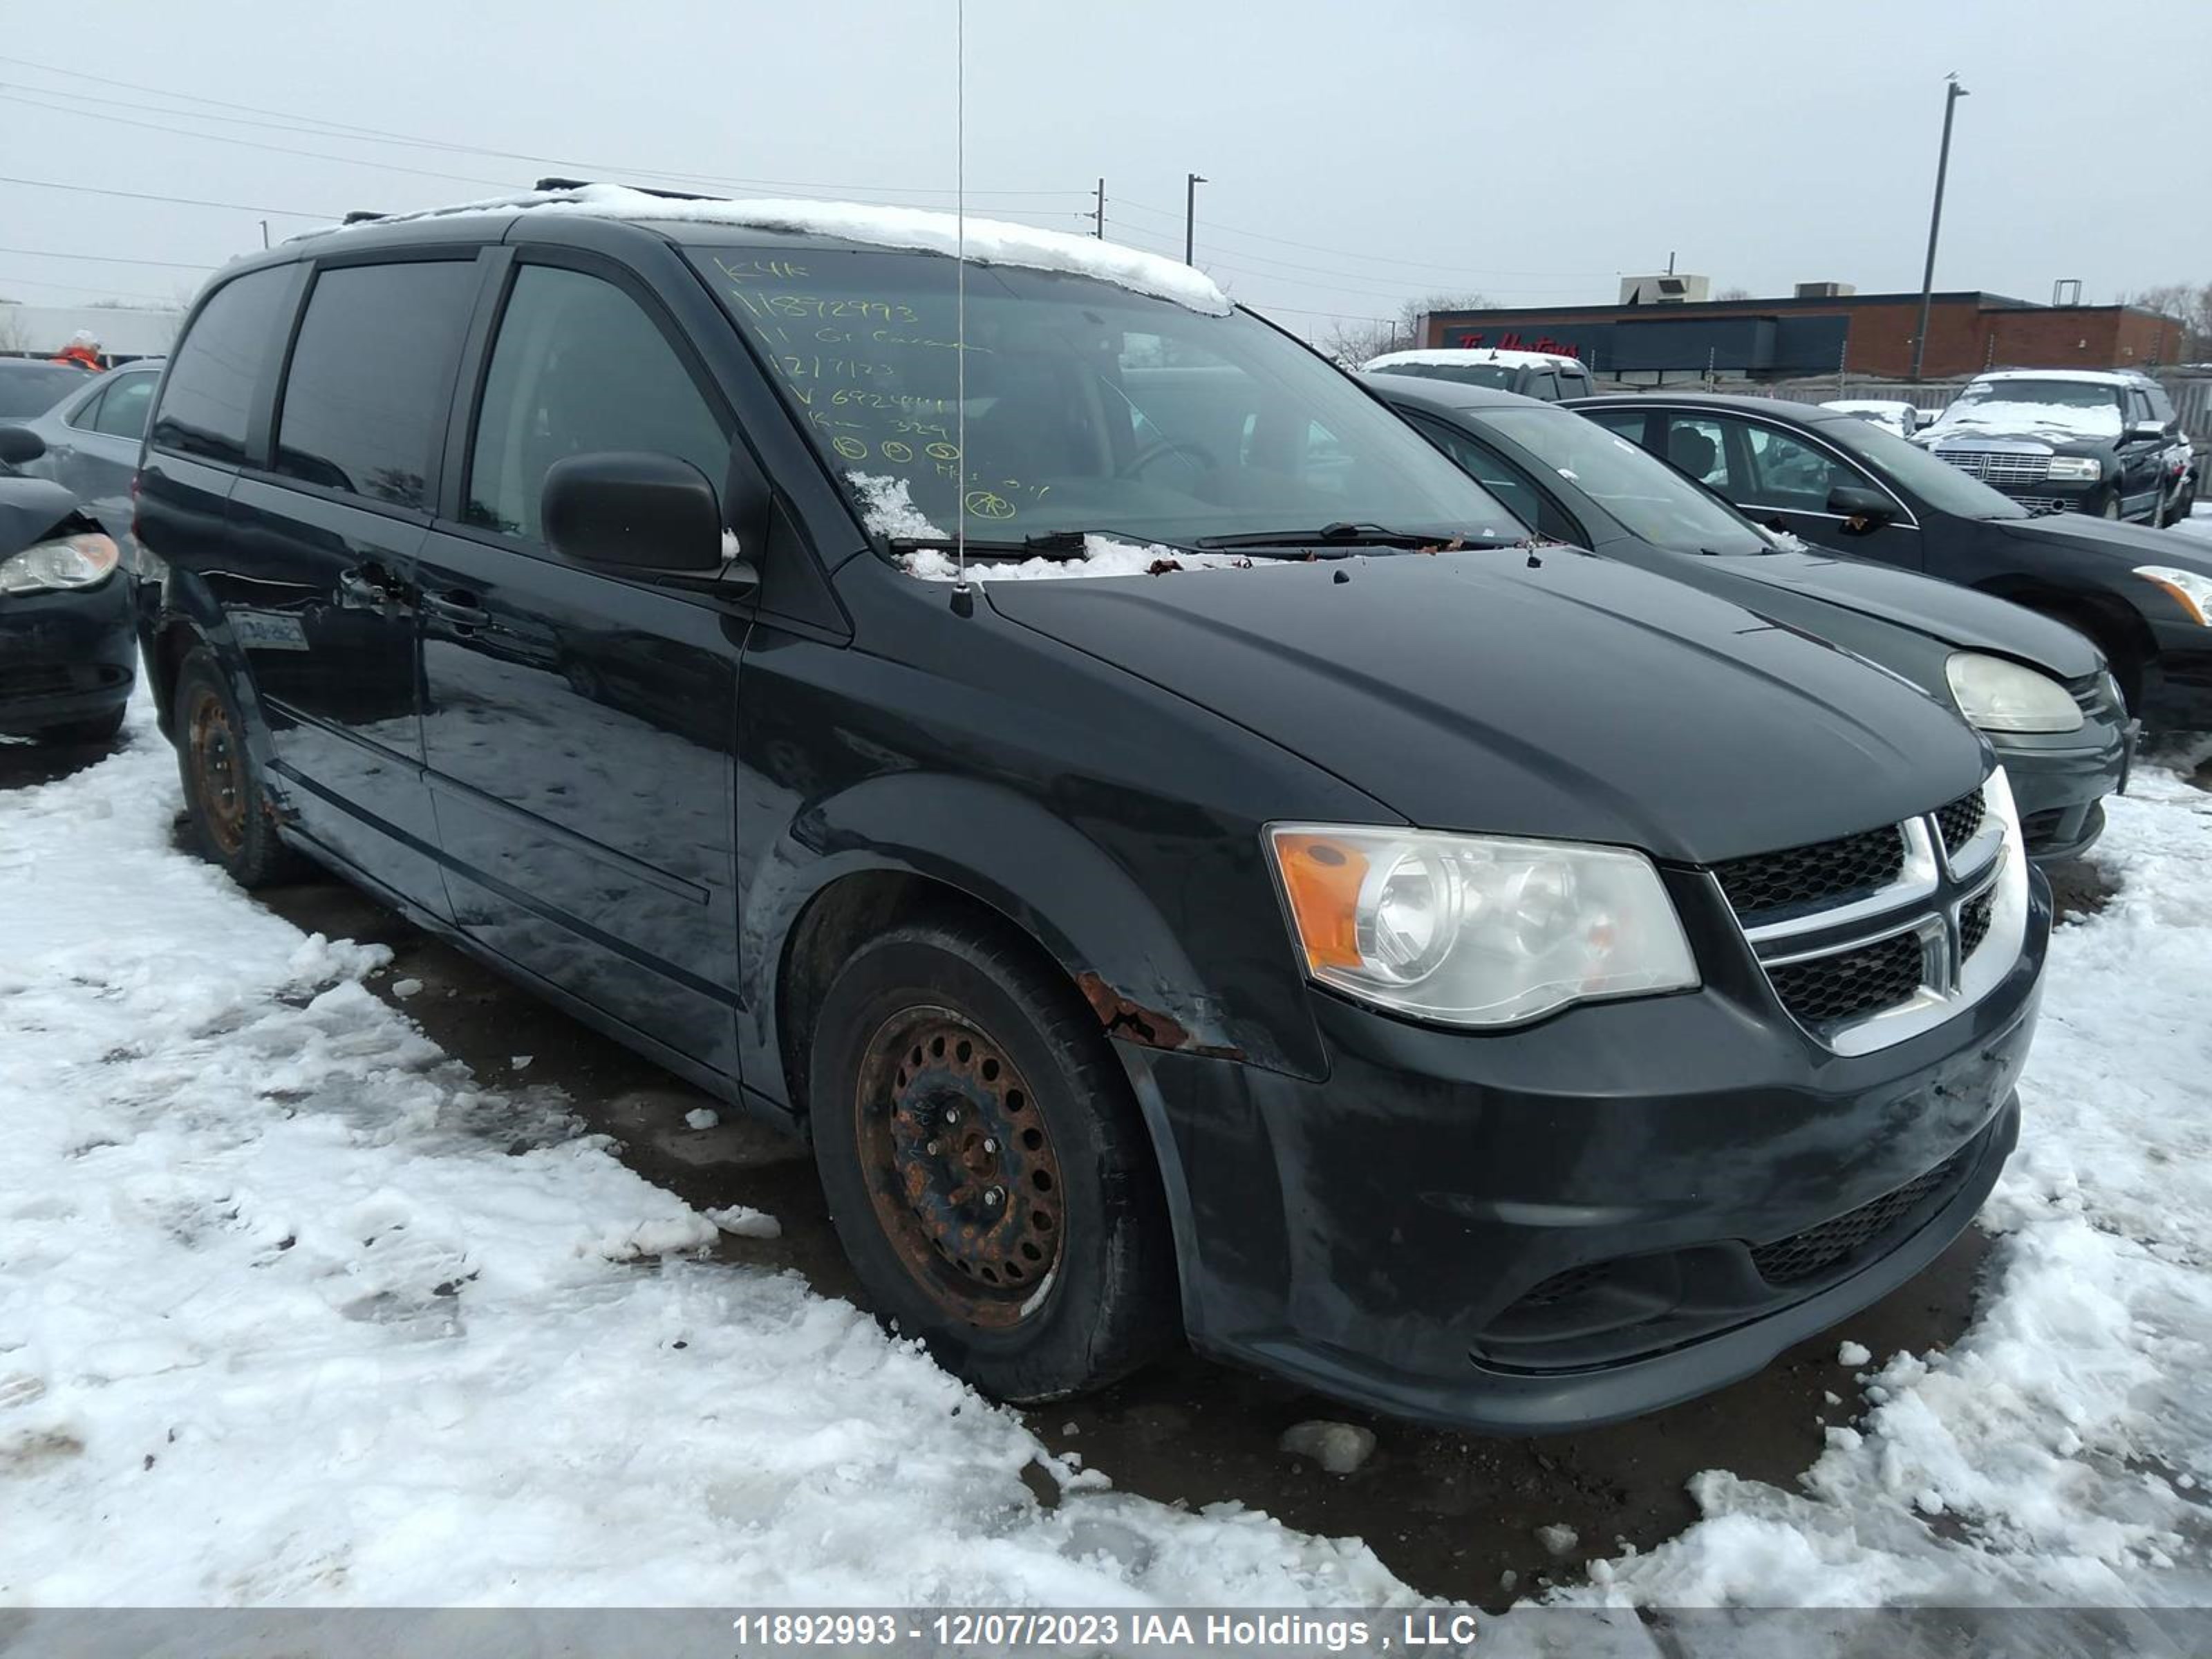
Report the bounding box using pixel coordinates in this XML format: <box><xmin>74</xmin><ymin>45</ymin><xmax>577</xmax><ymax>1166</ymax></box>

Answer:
<box><xmin>422</xmin><ymin>590</ymin><xmax>491</xmax><ymax>631</ymax></box>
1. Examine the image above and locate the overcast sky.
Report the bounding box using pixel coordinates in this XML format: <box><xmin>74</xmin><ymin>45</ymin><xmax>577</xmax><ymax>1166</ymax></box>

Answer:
<box><xmin>3</xmin><ymin>0</ymin><xmax>2205</xmax><ymax>338</ymax></box>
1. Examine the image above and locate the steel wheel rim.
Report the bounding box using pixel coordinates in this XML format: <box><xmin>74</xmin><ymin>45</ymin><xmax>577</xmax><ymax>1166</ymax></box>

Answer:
<box><xmin>854</xmin><ymin>1007</ymin><xmax>1065</xmax><ymax>1327</ymax></box>
<box><xmin>187</xmin><ymin>686</ymin><xmax>247</xmax><ymax>856</ymax></box>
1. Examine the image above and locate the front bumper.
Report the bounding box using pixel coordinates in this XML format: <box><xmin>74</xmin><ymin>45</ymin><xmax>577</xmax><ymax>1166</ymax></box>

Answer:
<box><xmin>0</xmin><ymin>572</ymin><xmax>136</xmax><ymax>733</ymax></box>
<box><xmin>1991</xmin><ymin>718</ymin><xmax>2127</xmax><ymax>863</ymax></box>
<box><xmin>2138</xmin><ymin>620</ymin><xmax>2212</xmax><ymax>735</ymax></box>
<box><xmin>1118</xmin><ymin>877</ymin><xmax>2048</xmax><ymax>1434</ymax></box>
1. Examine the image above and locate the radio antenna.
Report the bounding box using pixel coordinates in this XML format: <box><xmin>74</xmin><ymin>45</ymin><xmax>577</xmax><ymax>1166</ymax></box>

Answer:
<box><xmin>952</xmin><ymin>0</ymin><xmax>970</xmax><ymax>603</ymax></box>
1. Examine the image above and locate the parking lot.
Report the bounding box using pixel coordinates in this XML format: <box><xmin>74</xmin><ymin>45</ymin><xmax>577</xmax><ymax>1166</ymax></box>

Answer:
<box><xmin>4</xmin><ymin>701</ymin><xmax>2207</xmax><ymax>1611</ymax></box>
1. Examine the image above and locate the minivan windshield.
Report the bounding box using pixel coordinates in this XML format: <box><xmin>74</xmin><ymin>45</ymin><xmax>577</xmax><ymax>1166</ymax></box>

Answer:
<box><xmin>1374</xmin><ymin>362</ymin><xmax>1519</xmax><ymax>391</ymax></box>
<box><xmin>1478</xmin><ymin>405</ymin><xmax>1770</xmax><ymax>556</ymax></box>
<box><xmin>687</xmin><ymin>245</ymin><xmax>1520</xmax><ymax>550</ymax></box>
<box><xmin>1819</xmin><ymin>414</ymin><xmax>2030</xmax><ymax>521</ymax></box>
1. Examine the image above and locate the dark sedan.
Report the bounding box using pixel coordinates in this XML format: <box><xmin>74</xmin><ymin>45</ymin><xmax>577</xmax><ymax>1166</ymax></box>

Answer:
<box><xmin>1566</xmin><ymin>391</ymin><xmax>2212</xmax><ymax>733</ymax></box>
<box><xmin>0</xmin><ymin>427</ymin><xmax>133</xmax><ymax>744</ymax></box>
<box><xmin>1371</xmin><ymin>377</ymin><xmax>2128</xmax><ymax>862</ymax></box>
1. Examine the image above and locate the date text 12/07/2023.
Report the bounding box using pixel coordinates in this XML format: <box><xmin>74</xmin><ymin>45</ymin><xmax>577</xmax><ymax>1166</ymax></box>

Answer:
<box><xmin>726</xmin><ymin>1610</ymin><xmax>1485</xmax><ymax>1653</ymax></box>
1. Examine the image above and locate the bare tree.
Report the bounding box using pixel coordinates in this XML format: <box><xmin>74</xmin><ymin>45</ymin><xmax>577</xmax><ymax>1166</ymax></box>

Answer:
<box><xmin>1714</xmin><ymin>285</ymin><xmax>1754</xmax><ymax>301</ymax></box>
<box><xmin>2122</xmin><ymin>281</ymin><xmax>2212</xmax><ymax>362</ymax></box>
<box><xmin>1318</xmin><ymin>291</ymin><xmax>1494</xmax><ymax>368</ymax></box>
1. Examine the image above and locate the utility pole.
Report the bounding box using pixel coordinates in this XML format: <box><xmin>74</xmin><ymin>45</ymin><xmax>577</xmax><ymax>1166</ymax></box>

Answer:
<box><xmin>1909</xmin><ymin>73</ymin><xmax>1968</xmax><ymax>382</ymax></box>
<box><xmin>1093</xmin><ymin>178</ymin><xmax>1105</xmax><ymax>239</ymax></box>
<box><xmin>1184</xmin><ymin>172</ymin><xmax>1206</xmax><ymax>265</ymax></box>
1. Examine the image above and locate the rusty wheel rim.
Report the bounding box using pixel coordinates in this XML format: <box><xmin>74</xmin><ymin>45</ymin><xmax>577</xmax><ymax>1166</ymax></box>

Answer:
<box><xmin>186</xmin><ymin>686</ymin><xmax>247</xmax><ymax>856</ymax></box>
<box><xmin>854</xmin><ymin>1009</ymin><xmax>1065</xmax><ymax>1327</ymax></box>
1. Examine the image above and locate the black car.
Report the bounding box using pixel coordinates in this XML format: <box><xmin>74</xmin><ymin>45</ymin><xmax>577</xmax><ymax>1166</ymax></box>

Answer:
<box><xmin>1568</xmin><ymin>391</ymin><xmax>2212</xmax><ymax>733</ymax></box>
<box><xmin>133</xmin><ymin>186</ymin><xmax>2045</xmax><ymax>1433</ymax></box>
<box><xmin>1369</xmin><ymin>377</ymin><xmax>2128</xmax><ymax>863</ymax></box>
<box><xmin>1913</xmin><ymin>370</ymin><xmax>2188</xmax><ymax>525</ymax></box>
<box><xmin>0</xmin><ymin>427</ymin><xmax>135</xmax><ymax>744</ymax></box>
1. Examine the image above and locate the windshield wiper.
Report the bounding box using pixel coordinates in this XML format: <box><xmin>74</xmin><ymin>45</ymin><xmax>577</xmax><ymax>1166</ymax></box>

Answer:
<box><xmin>885</xmin><ymin>530</ymin><xmax>1092</xmax><ymax>561</ymax></box>
<box><xmin>1195</xmin><ymin>521</ymin><xmax>1510</xmax><ymax>552</ymax></box>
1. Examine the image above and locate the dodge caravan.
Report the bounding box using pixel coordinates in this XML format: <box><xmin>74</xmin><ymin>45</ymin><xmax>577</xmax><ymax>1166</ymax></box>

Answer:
<box><xmin>133</xmin><ymin>185</ymin><xmax>2047</xmax><ymax>1430</ymax></box>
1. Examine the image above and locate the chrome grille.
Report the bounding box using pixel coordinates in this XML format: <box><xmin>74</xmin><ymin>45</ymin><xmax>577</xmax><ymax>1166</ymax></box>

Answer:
<box><xmin>1768</xmin><ymin>931</ymin><xmax>1926</xmax><ymax>1027</ymax></box>
<box><xmin>1712</xmin><ymin>824</ymin><xmax>1905</xmax><ymax>921</ymax></box>
<box><xmin>1936</xmin><ymin>449</ymin><xmax>2053</xmax><ymax>486</ymax></box>
<box><xmin>1714</xmin><ymin>778</ymin><xmax>2017</xmax><ymax>1055</ymax></box>
<box><xmin>1933</xmin><ymin>790</ymin><xmax>1985</xmax><ymax>859</ymax></box>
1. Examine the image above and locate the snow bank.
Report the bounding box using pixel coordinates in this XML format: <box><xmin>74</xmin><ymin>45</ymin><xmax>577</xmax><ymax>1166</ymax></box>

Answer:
<box><xmin>900</xmin><ymin>533</ymin><xmax>1263</xmax><ymax>582</ymax></box>
<box><xmin>318</xmin><ymin>184</ymin><xmax>1230</xmax><ymax>315</ymax></box>
<box><xmin>1556</xmin><ymin>762</ymin><xmax>2212</xmax><ymax>1609</ymax></box>
<box><xmin>0</xmin><ymin>699</ymin><xmax>1412</xmax><ymax>1607</ymax></box>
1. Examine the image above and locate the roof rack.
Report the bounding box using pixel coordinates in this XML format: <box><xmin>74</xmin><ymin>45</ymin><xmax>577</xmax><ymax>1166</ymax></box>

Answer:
<box><xmin>342</xmin><ymin>210</ymin><xmax>387</xmax><ymax>224</ymax></box>
<box><xmin>532</xmin><ymin>176</ymin><xmax>721</xmax><ymax>203</ymax></box>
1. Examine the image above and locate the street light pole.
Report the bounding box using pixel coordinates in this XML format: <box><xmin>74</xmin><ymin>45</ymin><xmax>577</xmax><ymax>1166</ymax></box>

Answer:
<box><xmin>1909</xmin><ymin>74</ymin><xmax>1968</xmax><ymax>382</ymax></box>
<box><xmin>1184</xmin><ymin>172</ymin><xmax>1206</xmax><ymax>264</ymax></box>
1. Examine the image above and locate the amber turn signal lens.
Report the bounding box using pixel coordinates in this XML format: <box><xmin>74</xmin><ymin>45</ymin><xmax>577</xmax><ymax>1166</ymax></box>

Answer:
<box><xmin>1273</xmin><ymin>832</ymin><xmax>1369</xmax><ymax>971</ymax></box>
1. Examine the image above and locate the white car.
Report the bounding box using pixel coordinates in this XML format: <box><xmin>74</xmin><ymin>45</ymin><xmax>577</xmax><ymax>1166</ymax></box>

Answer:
<box><xmin>1362</xmin><ymin>347</ymin><xmax>1594</xmax><ymax>400</ymax></box>
<box><xmin>1819</xmin><ymin>399</ymin><xmax>1929</xmax><ymax>441</ymax></box>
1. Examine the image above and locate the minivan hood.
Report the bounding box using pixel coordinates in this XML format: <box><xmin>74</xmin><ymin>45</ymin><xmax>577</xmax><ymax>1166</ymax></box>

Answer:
<box><xmin>1712</xmin><ymin>547</ymin><xmax>2103</xmax><ymax>678</ymax></box>
<box><xmin>985</xmin><ymin>549</ymin><xmax>1987</xmax><ymax>865</ymax></box>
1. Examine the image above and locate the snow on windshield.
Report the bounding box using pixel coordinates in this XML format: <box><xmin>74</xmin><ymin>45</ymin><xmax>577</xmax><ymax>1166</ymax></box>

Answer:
<box><xmin>1365</xmin><ymin>347</ymin><xmax>1581</xmax><ymax>372</ymax></box>
<box><xmin>899</xmin><ymin>533</ymin><xmax>1266</xmax><ymax>582</ymax></box>
<box><xmin>1928</xmin><ymin>388</ymin><xmax>2124</xmax><ymax>442</ymax></box>
<box><xmin>847</xmin><ymin>472</ymin><xmax>946</xmax><ymax>541</ymax></box>
<box><xmin>317</xmin><ymin>184</ymin><xmax>1230</xmax><ymax>315</ymax></box>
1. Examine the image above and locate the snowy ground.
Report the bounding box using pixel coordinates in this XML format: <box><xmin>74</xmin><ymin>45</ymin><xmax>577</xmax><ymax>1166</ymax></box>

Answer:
<box><xmin>3</xmin><ymin>695</ymin><xmax>2211</xmax><ymax>1616</ymax></box>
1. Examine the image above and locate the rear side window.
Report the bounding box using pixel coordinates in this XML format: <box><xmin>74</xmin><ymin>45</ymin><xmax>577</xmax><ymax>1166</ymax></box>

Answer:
<box><xmin>151</xmin><ymin>267</ymin><xmax>292</xmax><ymax>464</ymax></box>
<box><xmin>91</xmin><ymin>373</ymin><xmax>157</xmax><ymax>441</ymax></box>
<box><xmin>465</xmin><ymin>264</ymin><xmax>729</xmax><ymax>542</ymax></box>
<box><xmin>275</xmin><ymin>261</ymin><xmax>477</xmax><ymax>509</ymax></box>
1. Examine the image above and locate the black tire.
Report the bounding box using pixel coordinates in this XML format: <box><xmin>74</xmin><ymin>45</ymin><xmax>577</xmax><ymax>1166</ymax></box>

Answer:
<box><xmin>2101</xmin><ymin>493</ymin><xmax>2124</xmax><ymax>521</ymax></box>
<box><xmin>173</xmin><ymin>648</ymin><xmax>300</xmax><ymax>888</ymax></box>
<box><xmin>35</xmin><ymin>706</ymin><xmax>125</xmax><ymax>747</ymax></box>
<box><xmin>809</xmin><ymin>917</ymin><xmax>1178</xmax><ymax>1401</ymax></box>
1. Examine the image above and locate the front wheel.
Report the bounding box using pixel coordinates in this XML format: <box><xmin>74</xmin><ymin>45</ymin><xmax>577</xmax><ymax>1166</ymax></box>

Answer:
<box><xmin>809</xmin><ymin>918</ymin><xmax>1178</xmax><ymax>1402</ymax></box>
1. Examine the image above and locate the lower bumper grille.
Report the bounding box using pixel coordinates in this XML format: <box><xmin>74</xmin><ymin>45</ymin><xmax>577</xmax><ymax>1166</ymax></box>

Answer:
<box><xmin>1750</xmin><ymin>1142</ymin><xmax>1974</xmax><ymax>1286</ymax></box>
<box><xmin>0</xmin><ymin>662</ymin><xmax>127</xmax><ymax>700</ymax></box>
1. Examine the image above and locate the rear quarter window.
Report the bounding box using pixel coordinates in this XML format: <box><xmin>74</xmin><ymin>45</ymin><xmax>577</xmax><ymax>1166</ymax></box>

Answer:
<box><xmin>151</xmin><ymin>266</ymin><xmax>294</xmax><ymax>465</ymax></box>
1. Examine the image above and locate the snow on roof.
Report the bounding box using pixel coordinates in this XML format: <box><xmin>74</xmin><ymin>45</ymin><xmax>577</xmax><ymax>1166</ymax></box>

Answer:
<box><xmin>315</xmin><ymin>184</ymin><xmax>1231</xmax><ymax>315</ymax></box>
<box><xmin>1973</xmin><ymin>368</ymin><xmax>2138</xmax><ymax>386</ymax></box>
<box><xmin>1364</xmin><ymin>347</ymin><xmax>1585</xmax><ymax>373</ymax></box>
<box><xmin>1821</xmin><ymin>399</ymin><xmax>1920</xmax><ymax>415</ymax></box>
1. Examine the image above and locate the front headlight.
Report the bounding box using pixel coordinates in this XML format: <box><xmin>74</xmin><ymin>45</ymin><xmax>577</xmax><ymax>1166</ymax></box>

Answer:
<box><xmin>1943</xmin><ymin>652</ymin><xmax>2083</xmax><ymax>733</ymax></box>
<box><xmin>2133</xmin><ymin>565</ymin><xmax>2212</xmax><ymax>626</ymax></box>
<box><xmin>2044</xmin><ymin>456</ymin><xmax>2103</xmax><ymax>482</ymax></box>
<box><xmin>0</xmin><ymin>532</ymin><xmax>119</xmax><ymax>596</ymax></box>
<box><xmin>1266</xmin><ymin>825</ymin><xmax>1698</xmax><ymax>1027</ymax></box>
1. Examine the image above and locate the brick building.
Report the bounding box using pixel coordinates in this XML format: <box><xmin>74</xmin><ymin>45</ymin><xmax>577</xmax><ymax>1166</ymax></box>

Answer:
<box><xmin>1421</xmin><ymin>290</ymin><xmax>2188</xmax><ymax>383</ymax></box>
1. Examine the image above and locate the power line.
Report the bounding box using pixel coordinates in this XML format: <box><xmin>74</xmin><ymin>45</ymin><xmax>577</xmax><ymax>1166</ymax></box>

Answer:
<box><xmin>0</xmin><ymin>85</ymin><xmax>525</xmax><ymax>192</ymax></box>
<box><xmin>0</xmin><ymin>245</ymin><xmax>218</xmax><ymax>270</ymax></box>
<box><xmin>0</xmin><ymin>53</ymin><xmax>1088</xmax><ymax>204</ymax></box>
<box><xmin>0</xmin><ymin>273</ymin><xmax>185</xmax><ymax>303</ymax></box>
<box><xmin>0</xmin><ymin>173</ymin><xmax>339</xmax><ymax>218</ymax></box>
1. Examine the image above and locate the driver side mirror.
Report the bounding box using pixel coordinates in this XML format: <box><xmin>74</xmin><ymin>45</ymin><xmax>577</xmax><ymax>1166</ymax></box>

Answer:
<box><xmin>543</xmin><ymin>451</ymin><xmax>759</xmax><ymax>594</ymax></box>
<box><xmin>1827</xmin><ymin>482</ymin><xmax>1895</xmax><ymax>528</ymax></box>
<box><xmin>2130</xmin><ymin>420</ymin><xmax>2168</xmax><ymax>442</ymax></box>
<box><xmin>0</xmin><ymin>424</ymin><xmax>46</xmax><ymax>466</ymax></box>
